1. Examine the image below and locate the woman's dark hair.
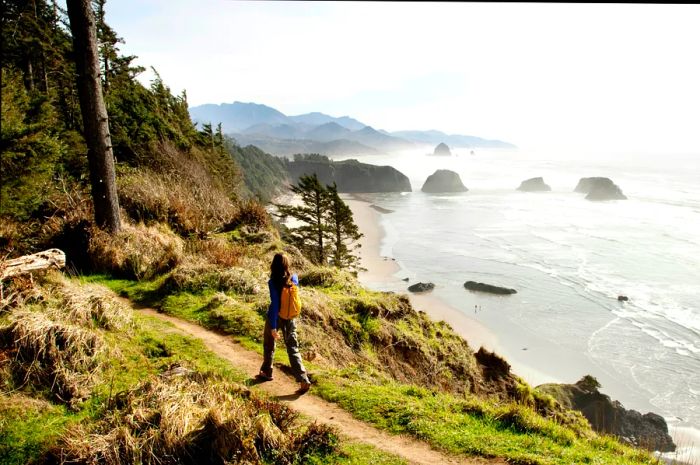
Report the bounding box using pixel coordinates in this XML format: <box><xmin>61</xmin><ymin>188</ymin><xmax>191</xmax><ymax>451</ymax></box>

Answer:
<box><xmin>270</xmin><ymin>253</ymin><xmax>291</xmax><ymax>289</ymax></box>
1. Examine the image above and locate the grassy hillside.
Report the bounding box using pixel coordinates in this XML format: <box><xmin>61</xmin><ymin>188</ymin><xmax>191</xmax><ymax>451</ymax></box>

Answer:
<box><xmin>0</xmin><ymin>2</ymin><xmax>667</xmax><ymax>464</ymax></box>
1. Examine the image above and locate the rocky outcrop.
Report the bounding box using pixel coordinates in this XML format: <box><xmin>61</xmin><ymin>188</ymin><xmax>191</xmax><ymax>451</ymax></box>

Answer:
<box><xmin>421</xmin><ymin>170</ymin><xmax>468</xmax><ymax>193</ymax></box>
<box><xmin>464</xmin><ymin>281</ymin><xmax>517</xmax><ymax>295</ymax></box>
<box><xmin>574</xmin><ymin>177</ymin><xmax>627</xmax><ymax>200</ymax></box>
<box><xmin>517</xmin><ymin>177</ymin><xmax>551</xmax><ymax>192</ymax></box>
<box><xmin>286</xmin><ymin>156</ymin><xmax>412</xmax><ymax>193</ymax></box>
<box><xmin>537</xmin><ymin>376</ymin><xmax>675</xmax><ymax>452</ymax></box>
<box><xmin>408</xmin><ymin>282</ymin><xmax>434</xmax><ymax>292</ymax></box>
<box><xmin>432</xmin><ymin>142</ymin><xmax>452</xmax><ymax>156</ymax></box>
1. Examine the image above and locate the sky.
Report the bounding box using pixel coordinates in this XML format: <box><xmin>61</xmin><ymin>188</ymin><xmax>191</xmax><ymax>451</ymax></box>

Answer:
<box><xmin>100</xmin><ymin>1</ymin><xmax>700</xmax><ymax>152</ymax></box>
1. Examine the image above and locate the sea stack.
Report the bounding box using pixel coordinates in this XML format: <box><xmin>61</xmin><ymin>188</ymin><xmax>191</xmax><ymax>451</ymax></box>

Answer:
<box><xmin>574</xmin><ymin>177</ymin><xmax>627</xmax><ymax>200</ymax></box>
<box><xmin>464</xmin><ymin>281</ymin><xmax>517</xmax><ymax>295</ymax></box>
<box><xmin>433</xmin><ymin>142</ymin><xmax>452</xmax><ymax>156</ymax></box>
<box><xmin>517</xmin><ymin>177</ymin><xmax>551</xmax><ymax>192</ymax></box>
<box><xmin>421</xmin><ymin>169</ymin><xmax>468</xmax><ymax>193</ymax></box>
<box><xmin>408</xmin><ymin>282</ymin><xmax>435</xmax><ymax>292</ymax></box>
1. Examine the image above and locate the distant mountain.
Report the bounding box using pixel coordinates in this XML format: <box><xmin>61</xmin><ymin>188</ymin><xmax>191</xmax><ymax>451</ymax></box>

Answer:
<box><xmin>391</xmin><ymin>130</ymin><xmax>515</xmax><ymax>149</ymax></box>
<box><xmin>231</xmin><ymin>134</ymin><xmax>379</xmax><ymax>157</ymax></box>
<box><xmin>289</xmin><ymin>112</ymin><xmax>366</xmax><ymax>131</ymax></box>
<box><xmin>305</xmin><ymin>122</ymin><xmax>353</xmax><ymax>142</ymax></box>
<box><xmin>350</xmin><ymin>126</ymin><xmax>415</xmax><ymax>152</ymax></box>
<box><xmin>189</xmin><ymin>101</ymin><xmax>516</xmax><ymax>156</ymax></box>
<box><xmin>241</xmin><ymin>123</ymin><xmax>306</xmax><ymax>140</ymax></box>
<box><xmin>189</xmin><ymin>102</ymin><xmax>289</xmax><ymax>132</ymax></box>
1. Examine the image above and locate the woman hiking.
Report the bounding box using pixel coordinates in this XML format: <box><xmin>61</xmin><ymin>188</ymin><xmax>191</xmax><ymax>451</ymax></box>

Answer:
<box><xmin>257</xmin><ymin>252</ymin><xmax>312</xmax><ymax>393</ymax></box>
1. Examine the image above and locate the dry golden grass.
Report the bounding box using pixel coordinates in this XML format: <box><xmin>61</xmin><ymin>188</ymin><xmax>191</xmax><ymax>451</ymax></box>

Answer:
<box><xmin>88</xmin><ymin>222</ymin><xmax>184</xmax><ymax>280</ymax></box>
<box><xmin>187</xmin><ymin>236</ymin><xmax>245</xmax><ymax>267</ymax></box>
<box><xmin>0</xmin><ymin>272</ymin><xmax>132</xmax><ymax>408</ymax></box>
<box><xmin>56</xmin><ymin>280</ymin><xmax>134</xmax><ymax>332</ymax></box>
<box><xmin>50</xmin><ymin>371</ymin><xmax>338</xmax><ymax>465</ymax></box>
<box><xmin>118</xmin><ymin>141</ymin><xmax>241</xmax><ymax>236</ymax></box>
<box><xmin>164</xmin><ymin>260</ymin><xmax>264</xmax><ymax>295</ymax></box>
<box><xmin>0</xmin><ymin>309</ymin><xmax>105</xmax><ymax>407</ymax></box>
<box><xmin>226</xmin><ymin>199</ymin><xmax>272</xmax><ymax>232</ymax></box>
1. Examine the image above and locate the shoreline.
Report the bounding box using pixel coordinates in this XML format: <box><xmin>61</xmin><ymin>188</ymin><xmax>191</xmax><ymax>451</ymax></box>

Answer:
<box><xmin>343</xmin><ymin>194</ymin><xmax>502</xmax><ymax>354</ymax></box>
<box><xmin>344</xmin><ymin>192</ymin><xmax>700</xmax><ymax>463</ymax></box>
<box><xmin>344</xmin><ymin>194</ymin><xmax>547</xmax><ymax>381</ymax></box>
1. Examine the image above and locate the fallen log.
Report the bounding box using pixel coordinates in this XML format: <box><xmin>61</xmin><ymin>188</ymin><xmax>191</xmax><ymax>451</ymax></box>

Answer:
<box><xmin>1</xmin><ymin>249</ymin><xmax>66</xmax><ymax>280</ymax></box>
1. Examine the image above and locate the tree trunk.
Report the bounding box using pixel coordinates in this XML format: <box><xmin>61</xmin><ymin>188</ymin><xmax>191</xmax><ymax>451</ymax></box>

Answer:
<box><xmin>66</xmin><ymin>0</ymin><xmax>121</xmax><ymax>232</ymax></box>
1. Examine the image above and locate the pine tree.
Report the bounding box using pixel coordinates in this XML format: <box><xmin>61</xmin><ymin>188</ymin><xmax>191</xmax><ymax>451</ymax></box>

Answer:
<box><xmin>325</xmin><ymin>183</ymin><xmax>363</xmax><ymax>271</ymax></box>
<box><xmin>66</xmin><ymin>0</ymin><xmax>121</xmax><ymax>232</ymax></box>
<box><xmin>275</xmin><ymin>174</ymin><xmax>330</xmax><ymax>265</ymax></box>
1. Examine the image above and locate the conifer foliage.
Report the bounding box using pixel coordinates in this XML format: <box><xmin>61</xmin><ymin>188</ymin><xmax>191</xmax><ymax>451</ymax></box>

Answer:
<box><xmin>276</xmin><ymin>174</ymin><xmax>363</xmax><ymax>271</ymax></box>
<box><xmin>326</xmin><ymin>183</ymin><xmax>363</xmax><ymax>270</ymax></box>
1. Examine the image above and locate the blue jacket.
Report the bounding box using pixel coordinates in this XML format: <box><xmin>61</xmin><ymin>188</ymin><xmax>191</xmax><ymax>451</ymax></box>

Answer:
<box><xmin>267</xmin><ymin>273</ymin><xmax>298</xmax><ymax>330</ymax></box>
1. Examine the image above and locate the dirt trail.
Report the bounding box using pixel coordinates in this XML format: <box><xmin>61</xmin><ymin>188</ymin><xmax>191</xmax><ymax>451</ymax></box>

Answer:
<box><xmin>129</xmin><ymin>303</ymin><xmax>505</xmax><ymax>465</ymax></box>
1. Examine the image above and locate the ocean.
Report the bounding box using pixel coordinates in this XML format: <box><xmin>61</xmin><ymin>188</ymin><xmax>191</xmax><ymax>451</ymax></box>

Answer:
<box><xmin>345</xmin><ymin>148</ymin><xmax>700</xmax><ymax>461</ymax></box>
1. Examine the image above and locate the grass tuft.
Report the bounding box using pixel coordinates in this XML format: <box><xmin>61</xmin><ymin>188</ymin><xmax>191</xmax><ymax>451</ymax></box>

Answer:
<box><xmin>88</xmin><ymin>222</ymin><xmax>184</xmax><ymax>280</ymax></box>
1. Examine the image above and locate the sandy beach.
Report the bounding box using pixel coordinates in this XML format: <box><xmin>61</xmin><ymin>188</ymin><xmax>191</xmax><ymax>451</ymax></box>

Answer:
<box><xmin>344</xmin><ymin>194</ymin><xmax>560</xmax><ymax>385</ymax></box>
<box><xmin>345</xmin><ymin>195</ymin><xmax>505</xmax><ymax>359</ymax></box>
<box><xmin>344</xmin><ymin>193</ymin><xmax>700</xmax><ymax>464</ymax></box>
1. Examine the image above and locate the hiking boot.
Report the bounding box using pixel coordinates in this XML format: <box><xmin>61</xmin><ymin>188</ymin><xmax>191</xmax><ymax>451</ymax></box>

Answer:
<box><xmin>256</xmin><ymin>370</ymin><xmax>273</xmax><ymax>381</ymax></box>
<box><xmin>297</xmin><ymin>381</ymin><xmax>311</xmax><ymax>394</ymax></box>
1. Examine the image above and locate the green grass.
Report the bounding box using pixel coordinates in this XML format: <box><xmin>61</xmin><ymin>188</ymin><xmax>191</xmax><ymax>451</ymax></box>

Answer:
<box><xmin>312</xmin><ymin>374</ymin><xmax>660</xmax><ymax>465</ymax></box>
<box><xmin>326</xmin><ymin>443</ymin><xmax>408</xmax><ymax>465</ymax></box>
<box><xmin>80</xmin><ymin>274</ymin><xmax>661</xmax><ymax>465</ymax></box>
<box><xmin>0</xmin><ymin>396</ymin><xmax>73</xmax><ymax>465</ymax></box>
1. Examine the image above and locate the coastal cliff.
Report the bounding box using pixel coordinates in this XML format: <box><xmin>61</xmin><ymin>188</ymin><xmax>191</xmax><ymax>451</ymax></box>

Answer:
<box><xmin>285</xmin><ymin>155</ymin><xmax>412</xmax><ymax>193</ymax></box>
<box><xmin>537</xmin><ymin>376</ymin><xmax>675</xmax><ymax>452</ymax></box>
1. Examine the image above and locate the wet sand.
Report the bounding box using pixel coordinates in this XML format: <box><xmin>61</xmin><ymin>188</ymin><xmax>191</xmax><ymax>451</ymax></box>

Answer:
<box><xmin>345</xmin><ymin>195</ymin><xmax>503</xmax><ymax>358</ymax></box>
<box><xmin>344</xmin><ymin>193</ymin><xmax>700</xmax><ymax>463</ymax></box>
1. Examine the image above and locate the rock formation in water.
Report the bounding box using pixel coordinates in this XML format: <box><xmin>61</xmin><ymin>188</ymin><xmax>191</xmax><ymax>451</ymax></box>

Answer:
<box><xmin>421</xmin><ymin>169</ymin><xmax>468</xmax><ymax>193</ymax></box>
<box><xmin>464</xmin><ymin>281</ymin><xmax>517</xmax><ymax>295</ymax></box>
<box><xmin>517</xmin><ymin>177</ymin><xmax>551</xmax><ymax>192</ymax></box>
<box><xmin>574</xmin><ymin>177</ymin><xmax>627</xmax><ymax>200</ymax></box>
<box><xmin>432</xmin><ymin>142</ymin><xmax>452</xmax><ymax>156</ymax></box>
<box><xmin>408</xmin><ymin>282</ymin><xmax>435</xmax><ymax>292</ymax></box>
<box><xmin>537</xmin><ymin>375</ymin><xmax>675</xmax><ymax>452</ymax></box>
<box><xmin>285</xmin><ymin>155</ymin><xmax>412</xmax><ymax>193</ymax></box>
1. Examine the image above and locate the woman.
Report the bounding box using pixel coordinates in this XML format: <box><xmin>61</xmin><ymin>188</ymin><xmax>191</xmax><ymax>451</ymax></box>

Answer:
<box><xmin>258</xmin><ymin>252</ymin><xmax>311</xmax><ymax>393</ymax></box>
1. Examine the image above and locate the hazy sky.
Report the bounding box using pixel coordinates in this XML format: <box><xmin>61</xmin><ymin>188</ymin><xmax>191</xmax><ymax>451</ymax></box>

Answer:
<box><xmin>101</xmin><ymin>1</ymin><xmax>699</xmax><ymax>152</ymax></box>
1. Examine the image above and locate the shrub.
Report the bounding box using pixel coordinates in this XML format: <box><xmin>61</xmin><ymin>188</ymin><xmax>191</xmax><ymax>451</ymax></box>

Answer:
<box><xmin>299</xmin><ymin>266</ymin><xmax>357</xmax><ymax>290</ymax></box>
<box><xmin>118</xmin><ymin>166</ymin><xmax>237</xmax><ymax>236</ymax></box>
<box><xmin>88</xmin><ymin>222</ymin><xmax>184</xmax><ymax>280</ymax></box>
<box><xmin>226</xmin><ymin>199</ymin><xmax>272</xmax><ymax>231</ymax></box>
<box><xmin>187</xmin><ymin>236</ymin><xmax>244</xmax><ymax>267</ymax></box>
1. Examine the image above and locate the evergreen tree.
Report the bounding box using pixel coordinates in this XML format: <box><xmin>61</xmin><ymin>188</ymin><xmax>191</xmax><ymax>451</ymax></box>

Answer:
<box><xmin>67</xmin><ymin>0</ymin><xmax>121</xmax><ymax>232</ymax></box>
<box><xmin>275</xmin><ymin>175</ymin><xmax>363</xmax><ymax>269</ymax></box>
<box><xmin>325</xmin><ymin>183</ymin><xmax>363</xmax><ymax>271</ymax></box>
<box><xmin>275</xmin><ymin>174</ymin><xmax>330</xmax><ymax>265</ymax></box>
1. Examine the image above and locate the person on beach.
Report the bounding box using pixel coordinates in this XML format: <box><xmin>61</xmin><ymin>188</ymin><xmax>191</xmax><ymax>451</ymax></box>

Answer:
<box><xmin>258</xmin><ymin>252</ymin><xmax>312</xmax><ymax>393</ymax></box>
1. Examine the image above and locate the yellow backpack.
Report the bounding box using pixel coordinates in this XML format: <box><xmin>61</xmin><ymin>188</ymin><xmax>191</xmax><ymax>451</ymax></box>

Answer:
<box><xmin>279</xmin><ymin>282</ymin><xmax>301</xmax><ymax>320</ymax></box>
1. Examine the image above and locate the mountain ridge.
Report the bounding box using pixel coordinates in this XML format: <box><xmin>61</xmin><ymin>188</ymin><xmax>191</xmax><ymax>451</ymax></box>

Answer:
<box><xmin>189</xmin><ymin>101</ymin><xmax>516</xmax><ymax>155</ymax></box>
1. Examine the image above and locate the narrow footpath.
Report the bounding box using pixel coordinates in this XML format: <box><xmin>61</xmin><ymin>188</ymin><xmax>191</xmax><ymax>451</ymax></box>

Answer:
<box><xmin>127</xmin><ymin>301</ymin><xmax>506</xmax><ymax>465</ymax></box>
